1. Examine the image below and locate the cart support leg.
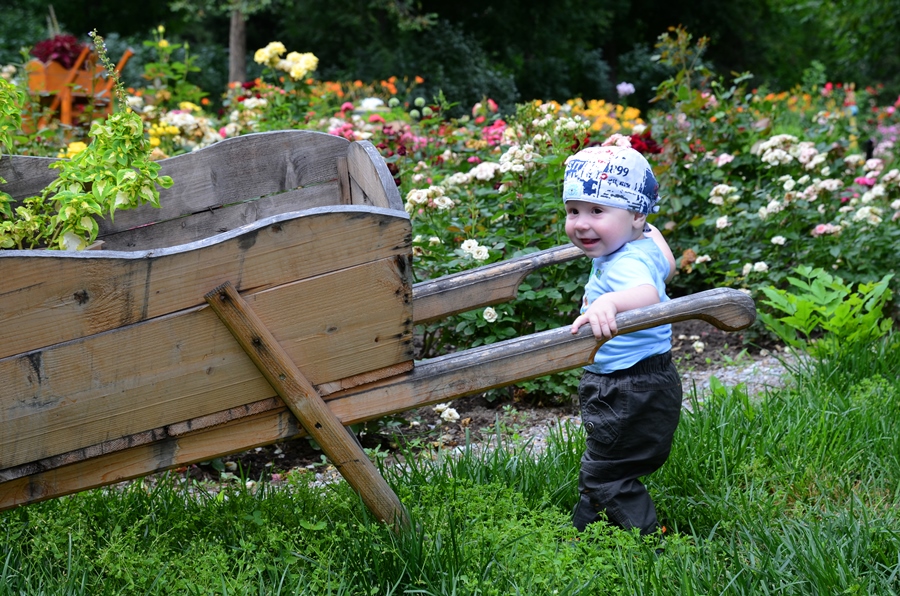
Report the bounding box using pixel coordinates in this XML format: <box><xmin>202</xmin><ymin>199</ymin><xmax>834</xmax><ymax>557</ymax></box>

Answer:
<box><xmin>205</xmin><ymin>281</ymin><xmax>409</xmax><ymax>528</ymax></box>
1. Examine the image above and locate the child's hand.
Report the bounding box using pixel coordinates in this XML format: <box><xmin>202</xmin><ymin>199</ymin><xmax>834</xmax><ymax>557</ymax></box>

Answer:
<box><xmin>571</xmin><ymin>296</ymin><xmax>619</xmax><ymax>339</ymax></box>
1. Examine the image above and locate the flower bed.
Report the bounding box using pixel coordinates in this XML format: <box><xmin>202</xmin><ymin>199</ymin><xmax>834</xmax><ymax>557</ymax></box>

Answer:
<box><xmin>3</xmin><ymin>31</ymin><xmax>898</xmax><ymax>398</ymax></box>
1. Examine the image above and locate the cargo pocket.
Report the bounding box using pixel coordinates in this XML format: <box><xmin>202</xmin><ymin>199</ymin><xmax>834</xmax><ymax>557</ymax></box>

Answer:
<box><xmin>582</xmin><ymin>398</ymin><xmax>619</xmax><ymax>453</ymax></box>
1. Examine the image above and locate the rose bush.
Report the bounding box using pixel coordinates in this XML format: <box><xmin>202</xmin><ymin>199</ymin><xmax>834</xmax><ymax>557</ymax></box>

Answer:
<box><xmin>3</xmin><ymin>30</ymin><xmax>898</xmax><ymax>398</ymax></box>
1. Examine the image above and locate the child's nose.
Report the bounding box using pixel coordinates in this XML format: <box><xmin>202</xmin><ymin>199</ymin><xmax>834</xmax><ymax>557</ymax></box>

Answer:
<box><xmin>573</xmin><ymin>215</ymin><xmax>590</xmax><ymax>230</ymax></box>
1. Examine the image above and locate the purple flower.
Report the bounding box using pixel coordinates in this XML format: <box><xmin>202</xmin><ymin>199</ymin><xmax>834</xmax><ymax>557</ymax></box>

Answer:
<box><xmin>616</xmin><ymin>82</ymin><xmax>636</xmax><ymax>98</ymax></box>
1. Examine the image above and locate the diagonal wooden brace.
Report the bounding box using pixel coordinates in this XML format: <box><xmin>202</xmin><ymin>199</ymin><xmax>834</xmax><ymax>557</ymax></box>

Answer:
<box><xmin>204</xmin><ymin>281</ymin><xmax>409</xmax><ymax>528</ymax></box>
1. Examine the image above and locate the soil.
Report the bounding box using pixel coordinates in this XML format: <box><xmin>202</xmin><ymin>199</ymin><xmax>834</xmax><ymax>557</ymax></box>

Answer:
<box><xmin>175</xmin><ymin>318</ymin><xmax>769</xmax><ymax>485</ymax></box>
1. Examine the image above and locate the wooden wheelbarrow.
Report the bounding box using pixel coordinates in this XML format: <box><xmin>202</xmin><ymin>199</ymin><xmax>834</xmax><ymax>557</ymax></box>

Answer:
<box><xmin>0</xmin><ymin>131</ymin><xmax>756</xmax><ymax>525</ymax></box>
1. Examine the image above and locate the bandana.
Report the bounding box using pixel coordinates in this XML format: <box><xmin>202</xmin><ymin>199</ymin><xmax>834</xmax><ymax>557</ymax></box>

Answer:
<box><xmin>562</xmin><ymin>146</ymin><xmax>660</xmax><ymax>216</ymax></box>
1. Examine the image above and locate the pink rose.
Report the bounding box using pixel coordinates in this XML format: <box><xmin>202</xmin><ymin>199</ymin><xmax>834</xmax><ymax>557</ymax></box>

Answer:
<box><xmin>716</xmin><ymin>153</ymin><xmax>735</xmax><ymax>167</ymax></box>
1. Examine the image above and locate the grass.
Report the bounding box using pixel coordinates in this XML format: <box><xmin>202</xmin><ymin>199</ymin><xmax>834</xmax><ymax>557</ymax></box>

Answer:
<box><xmin>1</xmin><ymin>335</ymin><xmax>899</xmax><ymax>594</ymax></box>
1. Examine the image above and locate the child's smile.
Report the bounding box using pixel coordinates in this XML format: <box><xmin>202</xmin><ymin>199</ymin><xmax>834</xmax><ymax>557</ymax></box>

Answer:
<box><xmin>564</xmin><ymin>199</ymin><xmax>645</xmax><ymax>258</ymax></box>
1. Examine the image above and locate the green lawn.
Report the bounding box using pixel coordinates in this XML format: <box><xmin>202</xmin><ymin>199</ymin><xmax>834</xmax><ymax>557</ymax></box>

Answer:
<box><xmin>2</xmin><ymin>336</ymin><xmax>899</xmax><ymax>595</ymax></box>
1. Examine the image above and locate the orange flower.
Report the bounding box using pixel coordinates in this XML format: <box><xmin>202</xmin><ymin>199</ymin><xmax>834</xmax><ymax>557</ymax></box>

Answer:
<box><xmin>415</xmin><ymin>76</ymin><xmax>424</xmax><ymax>84</ymax></box>
<box><xmin>354</xmin><ymin>80</ymin><xmax>363</xmax><ymax>88</ymax></box>
<box><xmin>380</xmin><ymin>80</ymin><xmax>397</xmax><ymax>95</ymax></box>
<box><xmin>201</xmin><ymin>97</ymin><xmax>210</xmax><ymax>105</ymax></box>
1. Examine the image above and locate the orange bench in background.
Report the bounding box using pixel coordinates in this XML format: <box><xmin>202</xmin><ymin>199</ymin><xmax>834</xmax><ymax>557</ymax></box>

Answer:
<box><xmin>25</xmin><ymin>45</ymin><xmax>133</xmax><ymax>128</ymax></box>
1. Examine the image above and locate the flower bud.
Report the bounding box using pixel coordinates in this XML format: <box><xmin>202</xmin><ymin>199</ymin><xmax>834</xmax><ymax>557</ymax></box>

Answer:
<box><xmin>414</xmin><ymin>97</ymin><xmax>426</xmax><ymax>107</ymax></box>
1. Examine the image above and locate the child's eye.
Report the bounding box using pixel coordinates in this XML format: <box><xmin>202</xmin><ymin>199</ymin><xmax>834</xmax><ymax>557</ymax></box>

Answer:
<box><xmin>591</xmin><ymin>207</ymin><xmax>603</xmax><ymax>214</ymax></box>
<box><xmin>567</xmin><ymin>208</ymin><xmax>579</xmax><ymax>215</ymax></box>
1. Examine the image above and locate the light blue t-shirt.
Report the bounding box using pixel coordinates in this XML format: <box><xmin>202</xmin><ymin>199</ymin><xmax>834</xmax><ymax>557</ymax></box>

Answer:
<box><xmin>580</xmin><ymin>237</ymin><xmax>672</xmax><ymax>374</ymax></box>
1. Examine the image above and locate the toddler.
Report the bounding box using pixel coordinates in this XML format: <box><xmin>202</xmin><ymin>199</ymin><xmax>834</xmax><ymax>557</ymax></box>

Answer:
<box><xmin>563</xmin><ymin>144</ymin><xmax>681</xmax><ymax>535</ymax></box>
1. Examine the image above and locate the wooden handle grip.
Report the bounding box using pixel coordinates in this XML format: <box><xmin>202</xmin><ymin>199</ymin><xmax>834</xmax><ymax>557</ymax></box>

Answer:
<box><xmin>612</xmin><ymin>286</ymin><xmax>756</xmax><ymax>336</ymax></box>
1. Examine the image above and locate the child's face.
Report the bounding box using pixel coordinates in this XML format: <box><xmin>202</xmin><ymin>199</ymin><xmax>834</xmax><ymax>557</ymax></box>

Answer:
<box><xmin>564</xmin><ymin>199</ymin><xmax>645</xmax><ymax>258</ymax></box>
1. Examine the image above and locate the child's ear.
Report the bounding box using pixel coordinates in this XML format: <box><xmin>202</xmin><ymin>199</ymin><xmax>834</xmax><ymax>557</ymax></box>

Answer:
<box><xmin>632</xmin><ymin>212</ymin><xmax>648</xmax><ymax>231</ymax></box>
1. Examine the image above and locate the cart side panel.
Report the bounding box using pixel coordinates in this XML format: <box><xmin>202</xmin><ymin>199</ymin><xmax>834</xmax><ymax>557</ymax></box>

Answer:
<box><xmin>0</xmin><ymin>207</ymin><xmax>410</xmax><ymax>359</ymax></box>
<box><xmin>0</xmin><ymin>131</ymin><xmax>356</xmax><ymax>249</ymax></box>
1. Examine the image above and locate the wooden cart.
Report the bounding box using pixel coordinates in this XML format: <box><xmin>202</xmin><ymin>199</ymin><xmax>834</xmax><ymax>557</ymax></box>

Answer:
<box><xmin>0</xmin><ymin>131</ymin><xmax>756</xmax><ymax>524</ymax></box>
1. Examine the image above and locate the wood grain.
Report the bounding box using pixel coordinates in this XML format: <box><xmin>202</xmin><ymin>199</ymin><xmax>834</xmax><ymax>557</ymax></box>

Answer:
<box><xmin>0</xmin><ymin>288</ymin><xmax>755</xmax><ymax>510</ymax></box>
<box><xmin>206</xmin><ymin>281</ymin><xmax>408</xmax><ymax>526</ymax></box>
<box><xmin>0</xmin><ymin>130</ymin><xmax>349</xmax><ymax>214</ymax></box>
<box><xmin>347</xmin><ymin>141</ymin><xmax>403</xmax><ymax>211</ymax></box>
<box><xmin>0</xmin><ymin>207</ymin><xmax>410</xmax><ymax>359</ymax></box>
<box><xmin>412</xmin><ymin>244</ymin><xmax>584</xmax><ymax>324</ymax></box>
<box><xmin>98</xmin><ymin>182</ymin><xmax>343</xmax><ymax>250</ymax></box>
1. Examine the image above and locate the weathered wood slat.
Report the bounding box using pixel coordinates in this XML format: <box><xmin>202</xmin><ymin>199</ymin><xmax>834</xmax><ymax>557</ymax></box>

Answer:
<box><xmin>336</xmin><ymin>156</ymin><xmax>351</xmax><ymax>204</ymax></box>
<box><xmin>0</xmin><ymin>130</ymin><xmax>352</xmax><ymax>223</ymax></box>
<box><xmin>206</xmin><ymin>281</ymin><xmax>408</xmax><ymax>526</ymax></box>
<box><xmin>0</xmin><ymin>155</ymin><xmax>59</xmax><ymax>199</ymax></box>
<box><xmin>104</xmin><ymin>131</ymin><xmax>352</xmax><ymax>234</ymax></box>
<box><xmin>0</xmin><ymin>288</ymin><xmax>755</xmax><ymax>510</ymax></box>
<box><xmin>0</xmin><ymin>255</ymin><xmax>413</xmax><ymax>470</ymax></box>
<box><xmin>99</xmin><ymin>182</ymin><xmax>343</xmax><ymax>250</ymax></box>
<box><xmin>347</xmin><ymin>141</ymin><xmax>403</xmax><ymax>211</ymax></box>
<box><xmin>0</xmin><ymin>207</ymin><xmax>410</xmax><ymax>359</ymax></box>
<box><xmin>412</xmin><ymin>244</ymin><xmax>584</xmax><ymax>324</ymax></box>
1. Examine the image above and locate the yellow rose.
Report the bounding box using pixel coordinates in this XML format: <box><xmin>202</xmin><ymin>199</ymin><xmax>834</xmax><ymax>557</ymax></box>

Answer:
<box><xmin>158</xmin><ymin>39</ymin><xmax>169</xmax><ymax>48</ymax></box>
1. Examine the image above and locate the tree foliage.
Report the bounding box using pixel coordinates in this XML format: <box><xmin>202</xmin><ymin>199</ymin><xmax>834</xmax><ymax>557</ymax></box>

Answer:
<box><xmin>2</xmin><ymin>0</ymin><xmax>898</xmax><ymax>109</ymax></box>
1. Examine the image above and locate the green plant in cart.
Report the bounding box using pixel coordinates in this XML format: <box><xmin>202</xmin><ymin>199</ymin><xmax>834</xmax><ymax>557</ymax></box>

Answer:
<box><xmin>0</xmin><ymin>31</ymin><xmax>172</xmax><ymax>250</ymax></box>
<box><xmin>758</xmin><ymin>265</ymin><xmax>894</xmax><ymax>358</ymax></box>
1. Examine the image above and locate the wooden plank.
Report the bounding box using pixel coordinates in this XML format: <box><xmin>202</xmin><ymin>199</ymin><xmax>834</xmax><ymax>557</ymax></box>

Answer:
<box><xmin>98</xmin><ymin>182</ymin><xmax>343</xmax><ymax>250</ymax></box>
<box><xmin>0</xmin><ymin>288</ymin><xmax>756</xmax><ymax>511</ymax></box>
<box><xmin>336</xmin><ymin>156</ymin><xmax>351</xmax><ymax>204</ymax></box>
<box><xmin>0</xmin><ymin>359</ymin><xmax>416</xmax><ymax>482</ymax></box>
<box><xmin>0</xmin><ymin>206</ymin><xmax>410</xmax><ymax>359</ymax></box>
<box><xmin>412</xmin><ymin>244</ymin><xmax>584</xmax><ymax>324</ymax></box>
<box><xmin>0</xmin><ymin>255</ymin><xmax>414</xmax><ymax>470</ymax></box>
<box><xmin>347</xmin><ymin>141</ymin><xmax>403</xmax><ymax>211</ymax></box>
<box><xmin>0</xmin><ymin>155</ymin><xmax>59</xmax><ymax>199</ymax></box>
<box><xmin>0</xmin><ymin>408</ymin><xmax>303</xmax><ymax>509</ymax></box>
<box><xmin>102</xmin><ymin>130</ymin><xmax>352</xmax><ymax>234</ymax></box>
<box><xmin>0</xmin><ymin>130</ymin><xmax>351</xmax><ymax>226</ymax></box>
<box><xmin>206</xmin><ymin>281</ymin><xmax>408</xmax><ymax>526</ymax></box>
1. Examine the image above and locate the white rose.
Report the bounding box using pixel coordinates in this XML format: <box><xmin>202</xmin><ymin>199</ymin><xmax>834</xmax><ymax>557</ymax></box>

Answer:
<box><xmin>471</xmin><ymin>246</ymin><xmax>490</xmax><ymax>261</ymax></box>
<box><xmin>483</xmin><ymin>307</ymin><xmax>498</xmax><ymax>322</ymax></box>
<box><xmin>440</xmin><ymin>408</ymin><xmax>460</xmax><ymax>423</ymax></box>
<box><xmin>460</xmin><ymin>239</ymin><xmax>479</xmax><ymax>254</ymax></box>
